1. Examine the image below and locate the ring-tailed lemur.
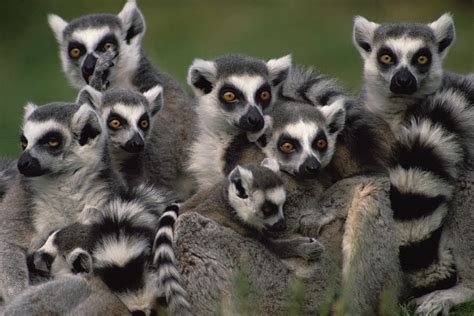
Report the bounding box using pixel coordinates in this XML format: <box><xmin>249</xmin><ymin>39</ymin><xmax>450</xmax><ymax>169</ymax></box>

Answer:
<box><xmin>0</xmin><ymin>158</ymin><xmax>18</xmax><ymax>201</ymax></box>
<box><xmin>353</xmin><ymin>14</ymin><xmax>474</xmax><ymax>313</ymax></box>
<box><xmin>48</xmin><ymin>0</ymin><xmax>196</xmax><ymax>199</ymax></box>
<box><xmin>180</xmin><ymin>159</ymin><xmax>324</xmax><ymax>261</ymax></box>
<box><xmin>187</xmin><ymin>53</ymin><xmax>292</xmax><ymax>190</ymax></box>
<box><xmin>31</xmin><ymin>199</ymin><xmax>190</xmax><ymax>316</ymax></box>
<box><xmin>76</xmin><ymin>85</ymin><xmax>165</xmax><ymax>187</ymax></box>
<box><xmin>0</xmin><ymin>95</ymin><xmax>128</xmax><ymax>303</ymax></box>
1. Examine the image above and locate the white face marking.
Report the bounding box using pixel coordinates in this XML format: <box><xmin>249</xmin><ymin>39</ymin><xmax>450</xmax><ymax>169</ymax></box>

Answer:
<box><xmin>22</xmin><ymin>120</ymin><xmax>69</xmax><ymax>150</ymax></box>
<box><xmin>72</xmin><ymin>27</ymin><xmax>112</xmax><ymax>53</ymax></box>
<box><xmin>263</xmin><ymin>187</ymin><xmax>286</xmax><ymax>226</ymax></box>
<box><xmin>384</xmin><ymin>37</ymin><xmax>425</xmax><ymax>65</ymax></box>
<box><xmin>227</xmin><ymin>75</ymin><xmax>266</xmax><ymax>107</ymax></box>
<box><xmin>37</xmin><ymin>230</ymin><xmax>59</xmax><ymax>256</ymax></box>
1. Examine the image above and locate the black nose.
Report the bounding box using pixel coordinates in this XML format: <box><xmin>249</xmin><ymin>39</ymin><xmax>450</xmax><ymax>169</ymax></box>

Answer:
<box><xmin>390</xmin><ymin>67</ymin><xmax>417</xmax><ymax>95</ymax></box>
<box><xmin>297</xmin><ymin>156</ymin><xmax>321</xmax><ymax>179</ymax></box>
<box><xmin>239</xmin><ymin>107</ymin><xmax>264</xmax><ymax>132</ymax></box>
<box><xmin>268</xmin><ymin>219</ymin><xmax>287</xmax><ymax>232</ymax></box>
<box><xmin>17</xmin><ymin>152</ymin><xmax>45</xmax><ymax>177</ymax></box>
<box><xmin>82</xmin><ymin>54</ymin><xmax>98</xmax><ymax>83</ymax></box>
<box><xmin>123</xmin><ymin>134</ymin><xmax>145</xmax><ymax>153</ymax></box>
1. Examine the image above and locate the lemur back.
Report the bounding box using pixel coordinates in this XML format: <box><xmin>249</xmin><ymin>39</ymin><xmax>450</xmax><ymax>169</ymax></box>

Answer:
<box><xmin>353</xmin><ymin>13</ymin><xmax>474</xmax><ymax>307</ymax></box>
<box><xmin>32</xmin><ymin>187</ymin><xmax>189</xmax><ymax>316</ymax></box>
<box><xmin>48</xmin><ymin>0</ymin><xmax>196</xmax><ymax>199</ymax></box>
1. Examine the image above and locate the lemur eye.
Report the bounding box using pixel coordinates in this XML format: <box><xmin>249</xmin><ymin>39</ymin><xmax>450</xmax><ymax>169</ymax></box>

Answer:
<box><xmin>417</xmin><ymin>55</ymin><xmax>429</xmax><ymax>65</ymax></box>
<box><xmin>222</xmin><ymin>91</ymin><xmax>237</xmax><ymax>102</ymax></box>
<box><xmin>280</xmin><ymin>142</ymin><xmax>295</xmax><ymax>154</ymax></box>
<box><xmin>108</xmin><ymin>119</ymin><xmax>122</xmax><ymax>129</ymax></box>
<box><xmin>47</xmin><ymin>139</ymin><xmax>60</xmax><ymax>148</ymax></box>
<box><xmin>315</xmin><ymin>139</ymin><xmax>327</xmax><ymax>150</ymax></box>
<box><xmin>260</xmin><ymin>91</ymin><xmax>271</xmax><ymax>101</ymax></box>
<box><xmin>69</xmin><ymin>48</ymin><xmax>82</xmax><ymax>59</ymax></box>
<box><xmin>379</xmin><ymin>54</ymin><xmax>392</xmax><ymax>65</ymax></box>
<box><xmin>140</xmin><ymin>119</ymin><xmax>149</xmax><ymax>129</ymax></box>
<box><xmin>103</xmin><ymin>42</ymin><xmax>115</xmax><ymax>51</ymax></box>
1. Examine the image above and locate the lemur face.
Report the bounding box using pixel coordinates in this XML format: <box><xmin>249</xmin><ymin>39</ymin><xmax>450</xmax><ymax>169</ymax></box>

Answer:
<box><xmin>227</xmin><ymin>159</ymin><xmax>287</xmax><ymax>232</ymax></box>
<box><xmin>188</xmin><ymin>54</ymin><xmax>292</xmax><ymax>133</ymax></box>
<box><xmin>48</xmin><ymin>0</ymin><xmax>145</xmax><ymax>89</ymax></box>
<box><xmin>263</xmin><ymin>100</ymin><xmax>346</xmax><ymax>180</ymax></box>
<box><xmin>76</xmin><ymin>86</ymin><xmax>163</xmax><ymax>155</ymax></box>
<box><xmin>18</xmin><ymin>102</ymin><xmax>103</xmax><ymax>178</ymax></box>
<box><xmin>353</xmin><ymin>14</ymin><xmax>455</xmax><ymax>98</ymax></box>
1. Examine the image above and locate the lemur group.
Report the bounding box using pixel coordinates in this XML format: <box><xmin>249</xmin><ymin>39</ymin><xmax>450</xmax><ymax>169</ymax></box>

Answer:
<box><xmin>0</xmin><ymin>1</ymin><xmax>473</xmax><ymax>315</ymax></box>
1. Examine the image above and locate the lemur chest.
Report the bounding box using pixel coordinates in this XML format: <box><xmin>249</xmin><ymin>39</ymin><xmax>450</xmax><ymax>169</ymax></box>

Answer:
<box><xmin>31</xmin><ymin>183</ymin><xmax>109</xmax><ymax>240</ymax></box>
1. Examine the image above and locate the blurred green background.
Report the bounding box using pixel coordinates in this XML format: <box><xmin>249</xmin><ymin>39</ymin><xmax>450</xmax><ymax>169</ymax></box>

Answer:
<box><xmin>0</xmin><ymin>0</ymin><xmax>473</xmax><ymax>157</ymax></box>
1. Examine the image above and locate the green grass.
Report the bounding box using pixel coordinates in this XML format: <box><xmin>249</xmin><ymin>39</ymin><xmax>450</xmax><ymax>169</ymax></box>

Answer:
<box><xmin>0</xmin><ymin>0</ymin><xmax>473</xmax><ymax>156</ymax></box>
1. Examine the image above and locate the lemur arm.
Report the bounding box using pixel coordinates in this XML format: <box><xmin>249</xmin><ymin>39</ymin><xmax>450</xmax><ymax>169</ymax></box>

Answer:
<box><xmin>262</xmin><ymin>236</ymin><xmax>324</xmax><ymax>261</ymax></box>
<box><xmin>88</xmin><ymin>50</ymin><xmax>118</xmax><ymax>92</ymax></box>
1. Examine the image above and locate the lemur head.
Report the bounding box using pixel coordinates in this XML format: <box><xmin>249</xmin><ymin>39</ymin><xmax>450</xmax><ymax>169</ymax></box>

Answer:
<box><xmin>353</xmin><ymin>14</ymin><xmax>455</xmax><ymax>102</ymax></box>
<box><xmin>48</xmin><ymin>0</ymin><xmax>145</xmax><ymax>89</ymax></box>
<box><xmin>263</xmin><ymin>100</ymin><xmax>346</xmax><ymax>180</ymax></box>
<box><xmin>226</xmin><ymin>158</ymin><xmax>287</xmax><ymax>233</ymax></box>
<box><xmin>77</xmin><ymin>85</ymin><xmax>163</xmax><ymax>154</ymax></box>
<box><xmin>188</xmin><ymin>54</ymin><xmax>292</xmax><ymax>133</ymax></box>
<box><xmin>18</xmin><ymin>100</ymin><xmax>104</xmax><ymax>178</ymax></box>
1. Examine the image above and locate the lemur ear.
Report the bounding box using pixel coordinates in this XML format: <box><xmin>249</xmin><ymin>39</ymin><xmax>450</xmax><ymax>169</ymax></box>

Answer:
<box><xmin>143</xmin><ymin>85</ymin><xmax>163</xmax><ymax>116</ymax></box>
<box><xmin>261</xmin><ymin>158</ymin><xmax>280</xmax><ymax>174</ymax></box>
<box><xmin>266</xmin><ymin>55</ymin><xmax>292</xmax><ymax>86</ymax></box>
<box><xmin>23</xmin><ymin>102</ymin><xmax>38</xmax><ymax>123</ymax></box>
<box><xmin>71</xmin><ymin>104</ymin><xmax>102</xmax><ymax>146</ymax></box>
<box><xmin>429</xmin><ymin>13</ymin><xmax>455</xmax><ymax>56</ymax></box>
<box><xmin>320</xmin><ymin>99</ymin><xmax>346</xmax><ymax>135</ymax></box>
<box><xmin>353</xmin><ymin>16</ymin><xmax>379</xmax><ymax>58</ymax></box>
<box><xmin>67</xmin><ymin>248</ymin><xmax>92</xmax><ymax>274</ymax></box>
<box><xmin>118</xmin><ymin>0</ymin><xmax>146</xmax><ymax>43</ymax></box>
<box><xmin>187</xmin><ymin>59</ymin><xmax>217</xmax><ymax>96</ymax></box>
<box><xmin>228</xmin><ymin>166</ymin><xmax>254</xmax><ymax>199</ymax></box>
<box><xmin>48</xmin><ymin>14</ymin><xmax>68</xmax><ymax>43</ymax></box>
<box><xmin>76</xmin><ymin>86</ymin><xmax>103</xmax><ymax>110</ymax></box>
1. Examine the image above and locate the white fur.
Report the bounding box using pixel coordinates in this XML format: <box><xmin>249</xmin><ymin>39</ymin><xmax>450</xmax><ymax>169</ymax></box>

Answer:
<box><xmin>94</xmin><ymin>236</ymin><xmax>149</xmax><ymax>268</ymax></box>
<box><xmin>142</xmin><ymin>85</ymin><xmax>163</xmax><ymax>107</ymax></box>
<box><xmin>266</xmin><ymin>54</ymin><xmax>292</xmax><ymax>83</ymax></box>
<box><xmin>261</xmin><ymin>158</ymin><xmax>280</xmax><ymax>174</ymax></box>
<box><xmin>37</xmin><ymin>231</ymin><xmax>59</xmax><ymax>256</ymax></box>
<box><xmin>428</xmin><ymin>13</ymin><xmax>455</xmax><ymax>58</ymax></box>
<box><xmin>389</xmin><ymin>166</ymin><xmax>453</xmax><ymax>198</ymax></box>
<box><xmin>22</xmin><ymin>120</ymin><xmax>70</xmax><ymax>150</ymax></box>
<box><xmin>266</xmin><ymin>187</ymin><xmax>286</xmax><ymax>207</ymax></box>
<box><xmin>187</xmin><ymin>59</ymin><xmax>217</xmax><ymax>96</ymax></box>
<box><xmin>72</xmin><ymin>27</ymin><xmax>112</xmax><ymax>54</ymax></box>
<box><xmin>47</xmin><ymin>14</ymin><xmax>68</xmax><ymax>42</ymax></box>
<box><xmin>352</xmin><ymin>16</ymin><xmax>379</xmax><ymax>58</ymax></box>
<box><xmin>23</xmin><ymin>102</ymin><xmax>38</xmax><ymax>123</ymax></box>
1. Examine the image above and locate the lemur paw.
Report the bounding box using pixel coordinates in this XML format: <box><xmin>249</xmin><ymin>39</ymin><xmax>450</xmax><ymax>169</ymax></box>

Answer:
<box><xmin>294</xmin><ymin>237</ymin><xmax>325</xmax><ymax>261</ymax></box>
<box><xmin>412</xmin><ymin>290</ymin><xmax>455</xmax><ymax>315</ymax></box>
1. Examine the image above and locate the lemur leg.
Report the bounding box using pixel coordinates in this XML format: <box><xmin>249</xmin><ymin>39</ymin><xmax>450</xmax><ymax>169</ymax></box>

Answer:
<box><xmin>264</xmin><ymin>237</ymin><xmax>324</xmax><ymax>261</ymax></box>
<box><xmin>413</xmin><ymin>285</ymin><xmax>474</xmax><ymax>316</ymax></box>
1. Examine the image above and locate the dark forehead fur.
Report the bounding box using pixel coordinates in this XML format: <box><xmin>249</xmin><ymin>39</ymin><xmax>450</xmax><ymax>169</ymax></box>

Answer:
<box><xmin>215</xmin><ymin>54</ymin><xmax>269</xmax><ymax>78</ymax></box>
<box><xmin>27</xmin><ymin>102</ymin><xmax>79</xmax><ymax>124</ymax></box>
<box><xmin>64</xmin><ymin>14</ymin><xmax>122</xmax><ymax>38</ymax></box>
<box><xmin>244</xmin><ymin>165</ymin><xmax>283</xmax><ymax>190</ymax></box>
<box><xmin>272</xmin><ymin>101</ymin><xmax>325</xmax><ymax>129</ymax></box>
<box><xmin>373</xmin><ymin>23</ymin><xmax>435</xmax><ymax>44</ymax></box>
<box><xmin>102</xmin><ymin>88</ymin><xmax>148</xmax><ymax>108</ymax></box>
<box><xmin>55</xmin><ymin>223</ymin><xmax>92</xmax><ymax>252</ymax></box>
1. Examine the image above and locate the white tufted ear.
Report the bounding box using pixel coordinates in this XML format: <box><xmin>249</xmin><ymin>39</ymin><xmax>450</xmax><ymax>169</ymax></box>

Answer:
<box><xmin>428</xmin><ymin>13</ymin><xmax>455</xmax><ymax>57</ymax></box>
<box><xmin>266</xmin><ymin>54</ymin><xmax>292</xmax><ymax>86</ymax></box>
<box><xmin>352</xmin><ymin>16</ymin><xmax>380</xmax><ymax>59</ymax></box>
<box><xmin>261</xmin><ymin>158</ymin><xmax>280</xmax><ymax>174</ymax></box>
<box><xmin>320</xmin><ymin>99</ymin><xmax>346</xmax><ymax>135</ymax></box>
<box><xmin>187</xmin><ymin>59</ymin><xmax>217</xmax><ymax>96</ymax></box>
<box><xmin>228</xmin><ymin>165</ymin><xmax>254</xmax><ymax>199</ymax></box>
<box><xmin>76</xmin><ymin>86</ymin><xmax>103</xmax><ymax>110</ymax></box>
<box><xmin>23</xmin><ymin>102</ymin><xmax>38</xmax><ymax>124</ymax></box>
<box><xmin>143</xmin><ymin>85</ymin><xmax>164</xmax><ymax>116</ymax></box>
<box><xmin>71</xmin><ymin>104</ymin><xmax>102</xmax><ymax>146</ymax></box>
<box><xmin>48</xmin><ymin>14</ymin><xmax>68</xmax><ymax>43</ymax></box>
<box><xmin>118</xmin><ymin>0</ymin><xmax>146</xmax><ymax>43</ymax></box>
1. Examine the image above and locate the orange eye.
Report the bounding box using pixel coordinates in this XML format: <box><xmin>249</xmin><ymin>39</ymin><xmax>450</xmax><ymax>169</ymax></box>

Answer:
<box><xmin>315</xmin><ymin>139</ymin><xmax>327</xmax><ymax>150</ymax></box>
<box><xmin>140</xmin><ymin>119</ymin><xmax>149</xmax><ymax>129</ymax></box>
<box><xmin>222</xmin><ymin>91</ymin><xmax>237</xmax><ymax>102</ymax></box>
<box><xmin>69</xmin><ymin>48</ymin><xmax>81</xmax><ymax>58</ymax></box>
<box><xmin>417</xmin><ymin>55</ymin><xmax>429</xmax><ymax>65</ymax></box>
<box><xmin>280</xmin><ymin>142</ymin><xmax>295</xmax><ymax>154</ymax></box>
<box><xmin>108</xmin><ymin>119</ymin><xmax>121</xmax><ymax>129</ymax></box>
<box><xmin>47</xmin><ymin>140</ymin><xmax>60</xmax><ymax>148</ymax></box>
<box><xmin>103</xmin><ymin>42</ymin><xmax>114</xmax><ymax>51</ymax></box>
<box><xmin>380</xmin><ymin>54</ymin><xmax>392</xmax><ymax>64</ymax></box>
<box><xmin>260</xmin><ymin>90</ymin><xmax>271</xmax><ymax>101</ymax></box>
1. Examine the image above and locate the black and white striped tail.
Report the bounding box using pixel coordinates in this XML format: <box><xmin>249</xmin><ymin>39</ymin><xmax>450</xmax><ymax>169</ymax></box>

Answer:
<box><xmin>153</xmin><ymin>204</ymin><xmax>192</xmax><ymax>315</ymax></box>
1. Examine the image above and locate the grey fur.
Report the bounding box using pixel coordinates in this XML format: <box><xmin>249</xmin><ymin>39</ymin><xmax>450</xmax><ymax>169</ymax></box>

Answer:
<box><xmin>49</xmin><ymin>0</ymin><xmax>196</xmax><ymax>199</ymax></box>
<box><xmin>0</xmin><ymin>158</ymin><xmax>18</xmax><ymax>201</ymax></box>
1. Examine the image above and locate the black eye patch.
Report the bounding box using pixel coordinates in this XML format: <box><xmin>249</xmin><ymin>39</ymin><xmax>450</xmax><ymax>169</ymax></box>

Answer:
<box><xmin>261</xmin><ymin>201</ymin><xmax>279</xmax><ymax>217</ymax></box>
<box><xmin>96</xmin><ymin>34</ymin><xmax>119</xmax><ymax>52</ymax></box>
<box><xmin>377</xmin><ymin>47</ymin><xmax>398</xmax><ymax>70</ymax></box>
<box><xmin>277</xmin><ymin>134</ymin><xmax>301</xmax><ymax>152</ymax></box>
<box><xmin>107</xmin><ymin>113</ymin><xmax>128</xmax><ymax>128</ymax></box>
<box><xmin>138</xmin><ymin>113</ymin><xmax>150</xmax><ymax>130</ymax></box>
<box><xmin>255</xmin><ymin>83</ymin><xmax>272</xmax><ymax>109</ymax></box>
<box><xmin>218</xmin><ymin>84</ymin><xmax>245</xmax><ymax>110</ymax></box>
<box><xmin>38</xmin><ymin>130</ymin><xmax>63</xmax><ymax>146</ymax></box>
<box><xmin>67</xmin><ymin>41</ymin><xmax>86</xmax><ymax>59</ymax></box>
<box><xmin>411</xmin><ymin>47</ymin><xmax>432</xmax><ymax>73</ymax></box>
<box><xmin>312</xmin><ymin>130</ymin><xmax>328</xmax><ymax>152</ymax></box>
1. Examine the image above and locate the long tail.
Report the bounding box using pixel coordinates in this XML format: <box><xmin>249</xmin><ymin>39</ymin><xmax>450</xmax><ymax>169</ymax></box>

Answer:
<box><xmin>153</xmin><ymin>204</ymin><xmax>192</xmax><ymax>315</ymax></box>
